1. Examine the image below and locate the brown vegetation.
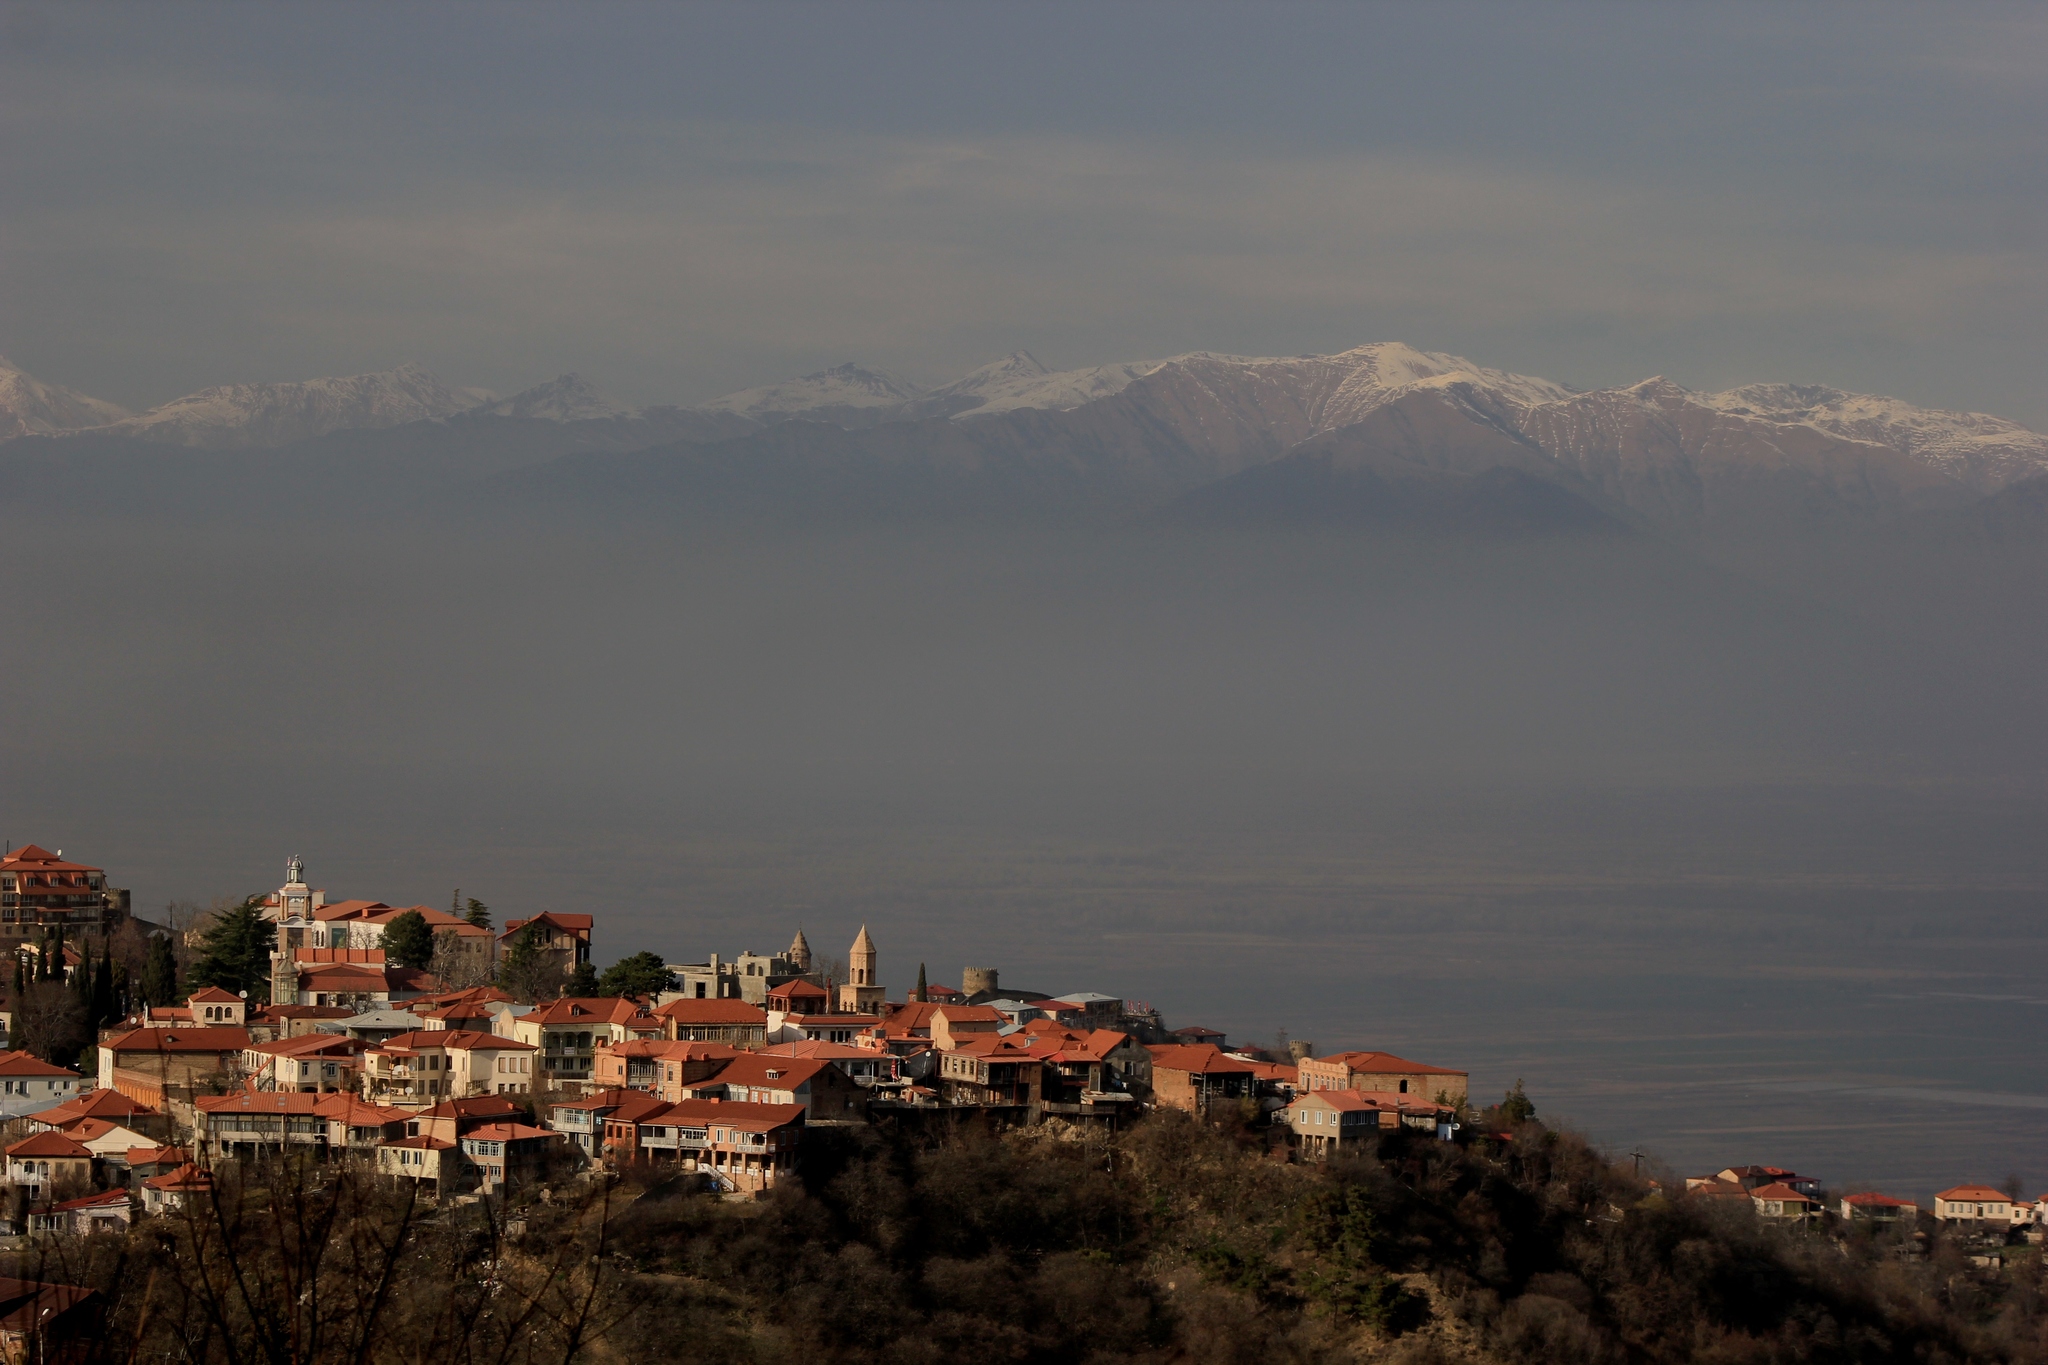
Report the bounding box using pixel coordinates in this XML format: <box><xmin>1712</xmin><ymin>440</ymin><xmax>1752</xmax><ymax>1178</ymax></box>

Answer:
<box><xmin>14</xmin><ymin>1112</ymin><xmax>2048</xmax><ymax>1362</ymax></box>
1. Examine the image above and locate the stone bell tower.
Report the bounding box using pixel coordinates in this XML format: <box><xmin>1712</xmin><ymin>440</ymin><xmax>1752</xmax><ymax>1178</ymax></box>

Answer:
<box><xmin>837</xmin><ymin>924</ymin><xmax>886</xmax><ymax>1014</ymax></box>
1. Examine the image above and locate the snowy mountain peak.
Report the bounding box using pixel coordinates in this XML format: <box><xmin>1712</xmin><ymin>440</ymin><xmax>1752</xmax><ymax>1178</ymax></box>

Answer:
<box><xmin>96</xmin><ymin>363</ymin><xmax>478</xmax><ymax>448</ymax></box>
<box><xmin>0</xmin><ymin>355</ymin><xmax>133</xmax><ymax>440</ymax></box>
<box><xmin>1697</xmin><ymin>381</ymin><xmax>2047</xmax><ymax>486</ymax></box>
<box><xmin>469</xmin><ymin>373</ymin><xmax>634</xmax><ymax>422</ymax></box>
<box><xmin>700</xmin><ymin>363</ymin><xmax>922</xmax><ymax>422</ymax></box>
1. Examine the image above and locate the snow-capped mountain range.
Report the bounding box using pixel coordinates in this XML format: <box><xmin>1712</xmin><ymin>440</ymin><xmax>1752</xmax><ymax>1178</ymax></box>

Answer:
<box><xmin>4</xmin><ymin>344</ymin><xmax>2043</xmax><ymax>534</ymax></box>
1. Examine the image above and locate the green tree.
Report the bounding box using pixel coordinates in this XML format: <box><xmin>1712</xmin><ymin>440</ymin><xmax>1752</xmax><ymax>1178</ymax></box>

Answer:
<box><xmin>565</xmin><ymin>961</ymin><xmax>599</xmax><ymax>997</ymax></box>
<box><xmin>594</xmin><ymin>951</ymin><xmax>675</xmax><ymax>999</ymax></box>
<box><xmin>464</xmin><ymin>898</ymin><xmax>491</xmax><ymax>930</ymax></box>
<box><xmin>380</xmin><ymin>910</ymin><xmax>435</xmax><ymax>970</ymax></box>
<box><xmin>188</xmin><ymin>896</ymin><xmax>275</xmax><ymax>1002</ymax></box>
<box><xmin>91</xmin><ymin>943</ymin><xmax>115</xmax><ymax>1027</ymax></box>
<box><xmin>1500</xmin><ymin>1078</ymin><xmax>1536</xmax><ymax>1125</ymax></box>
<box><xmin>141</xmin><ymin>932</ymin><xmax>179</xmax><ymax>1007</ymax></box>
<box><xmin>496</xmin><ymin>923</ymin><xmax>560</xmax><ymax>1004</ymax></box>
<box><xmin>915</xmin><ymin>962</ymin><xmax>928</xmax><ymax>1002</ymax></box>
<box><xmin>12</xmin><ymin>947</ymin><xmax>23</xmax><ymax>1001</ymax></box>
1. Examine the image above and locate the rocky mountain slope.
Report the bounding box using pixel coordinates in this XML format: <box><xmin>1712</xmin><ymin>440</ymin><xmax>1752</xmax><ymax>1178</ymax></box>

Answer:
<box><xmin>0</xmin><ymin>355</ymin><xmax>131</xmax><ymax>439</ymax></box>
<box><xmin>92</xmin><ymin>363</ymin><xmax>489</xmax><ymax>448</ymax></box>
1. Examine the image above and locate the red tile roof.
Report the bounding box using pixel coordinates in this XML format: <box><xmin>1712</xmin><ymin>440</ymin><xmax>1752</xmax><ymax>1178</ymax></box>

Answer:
<box><xmin>1146</xmin><ymin>1044</ymin><xmax>1257</xmax><ymax>1075</ymax></box>
<box><xmin>6</xmin><ymin>1131</ymin><xmax>92</xmax><ymax>1159</ymax></box>
<box><xmin>688</xmin><ymin>1054</ymin><xmax>829</xmax><ymax>1091</ymax></box>
<box><xmin>1938</xmin><ymin>1185</ymin><xmax>2011</xmax><ymax>1202</ymax></box>
<box><xmin>1309</xmin><ymin>1051</ymin><xmax>1465</xmax><ymax>1076</ymax></box>
<box><xmin>104</xmin><ymin>1027</ymin><xmax>251</xmax><ymax>1053</ymax></box>
<box><xmin>1844</xmin><ymin>1191</ymin><xmax>1917</xmax><ymax>1208</ymax></box>
<box><xmin>500</xmin><ymin>912</ymin><xmax>593</xmax><ymax>941</ymax></box>
<box><xmin>49</xmin><ymin>1189</ymin><xmax>132</xmax><ymax>1212</ymax></box>
<box><xmin>463</xmin><ymin>1122</ymin><xmax>558</xmax><ymax>1143</ymax></box>
<box><xmin>0</xmin><ymin>844</ymin><xmax>100</xmax><ymax>873</ymax></box>
<box><xmin>31</xmin><ymin>1090</ymin><xmax>157</xmax><ymax>1125</ymax></box>
<box><xmin>373</xmin><ymin>1029</ymin><xmax>534</xmax><ymax>1052</ymax></box>
<box><xmin>416</xmin><ymin>1095</ymin><xmax>524</xmax><ymax>1122</ymax></box>
<box><xmin>653</xmin><ymin>999</ymin><xmax>767</xmax><ymax>1025</ymax></box>
<box><xmin>144</xmin><ymin>1162</ymin><xmax>213</xmax><ymax>1192</ymax></box>
<box><xmin>185</xmin><ymin>986</ymin><xmax>243</xmax><ymax>1004</ymax></box>
<box><xmin>653</xmin><ymin>1099</ymin><xmax>806</xmax><ymax>1132</ymax></box>
<box><xmin>0</xmin><ymin>1050</ymin><xmax>81</xmax><ymax>1078</ymax></box>
<box><xmin>1751</xmin><ymin>1183</ymin><xmax>1816</xmax><ymax>1203</ymax></box>
<box><xmin>383</xmin><ymin>1135</ymin><xmax>457</xmax><ymax>1150</ymax></box>
<box><xmin>518</xmin><ymin>998</ymin><xmax>655</xmax><ymax>1026</ymax></box>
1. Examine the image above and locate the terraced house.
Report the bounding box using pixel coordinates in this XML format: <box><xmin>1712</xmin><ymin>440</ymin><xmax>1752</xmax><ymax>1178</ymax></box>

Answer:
<box><xmin>510</xmin><ymin>998</ymin><xmax>661</xmax><ymax>1091</ymax></box>
<box><xmin>360</xmin><ymin>1030</ymin><xmax>537</xmax><ymax>1105</ymax></box>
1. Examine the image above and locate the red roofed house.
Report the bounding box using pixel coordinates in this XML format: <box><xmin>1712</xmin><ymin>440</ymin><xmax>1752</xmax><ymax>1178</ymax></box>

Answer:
<box><xmin>1841</xmin><ymin>1191</ymin><xmax>1919</xmax><ymax>1222</ymax></box>
<box><xmin>4</xmin><ymin>1132</ymin><xmax>92</xmax><ymax>1202</ymax></box>
<box><xmin>757</xmin><ymin>1039</ymin><xmax>901</xmax><ymax>1087</ymax></box>
<box><xmin>28</xmin><ymin>1187</ymin><xmax>133</xmax><ymax>1237</ymax></box>
<box><xmin>632</xmin><ymin>1099</ymin><xmax>804</xmax><ymax>1194</ymax></box>
<box><xmin>1936</xmin><ymin>1185</ymin><xmax>2015</xmax><ymax>1225</ymax></box>
<box><xmin>0</xmin><ymin>1052</ymin><xmax>83</xmax><ymax>1120</ymax></box>
<box><xmin>1287</xmin><ymin>1089</ymin><xmax>1451</xmax><ymax>1157</ymax></box>
<box><xmin>376</xmin><ymin>1135</ymin><xmax>462</xmax><ymax>1196</ymax></box>
<box><xmin>317</xmin><ymin>903</ymin><xmax>495</xmax><ymax>985</ymax></box>
<box><xmin>0</xmin><ymin>843</ymin><xmax>128</xmax><ymax>931</ymax></box>
<box><xmin>459</xmin><ymin>1122</ymin><xmax>563</xmax><ymax>1195</ymax></box>
<box><xmin>192</xmin><ymin>1090</ymin><xmax>333</xmax><ymax>1160</ymax></box>
<box><xmin>26</xmin><ymin>1088</ymin><xmax>166</xmax><ymax>1142</ymax></box>
<box><xmin>0</xmin><ymin>1277</ymin><xmax>107</xmax><ymax>1363</ymax></box>
<box><xmin>46</xmin><ymin>1117</ymin><xmax>156</xmax><ymax>1161</ymax></box>
<box><xmin>929</xmin><ymin>1005</ymin><xmax>1004</xmax><ymax>1051</ymax></box>
<box><xmin>141</xmin><ymin>1162</ymin><xmax>213</xmax><ymax>1214</ymax></box>
<box><xmin>510</xmin><ymin>998</ymin><xmax>661</xmax><ymax>1091</ymax></box>
<box><xmin>1145</xmin><ymin>1044</ymin><xmax>1258</xmax><ymax>1117</ymax></box>
<box><xmin>361</xmin><ymin>1030</ymin><xmax>537</xmax><ymax>1104</ymax></box>
<box><xmin>680</xmin><ymin>1052</ymin><xmax>867</xmax><ymax>1121</ymax></box>
<box><xmin>1296</xmin><ymin>1051</ymin><xmax>1469</xmax><ymax>1106</ymax></box>
<box><xmin>547</xmin><ymin>1087</ymin><xmax>670</xmax><ymax>1156</ymax></box>
<box><xmin>765</xmin><ymin>978</ymin><xmax>830</xmax><ymax>1017</ymax></box>
<box><xmin>591</xmin><ymin>1039</ymin><xmax>738</xmax><ymax>1097</ymax></box>
<box><xmin>185</xmin><ymin>986</ymin><xmax>247</xmax><ymax>1027</ymax></box>
<box><xmin>1751</xmin><ymin>1182</ymin><xmax>1821</xmax><ymax>1222</ymax></box>
<box><xmin>499</xmin><ymin>912</ymin><xmax>592</xmax><ymax>974</ymax></box>
<box><xmin>98</xmin><ymin>1027</ymin><xmax>251</xmax><ymax>1111</ymax></box>
<box><xmin>401</xmin><ymin>1095</ymin><xmax>525</xmax><ymax>1144</ymax></box>
<box><xmin>654</xmin><ymin>997</ymin><xmax>769</xmax><ymax>1046</ymax></box>
<box><xmin>936</xmin><ymin>1034</ymin><xmax>1046</xmax><ymax>1109</ymax></box>
<box><xmin>241</xmin><ymin>1033</ymin><xmax>364</xmax><ymax>1093</ymax></box>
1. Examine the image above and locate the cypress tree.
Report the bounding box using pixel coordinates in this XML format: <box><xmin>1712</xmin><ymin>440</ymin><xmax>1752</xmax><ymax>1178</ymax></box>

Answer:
<box><xmin>915</xmin><ymin>962</ymin><xmax>928</xmax><ymax>1003</ymax></box>
<box><xmin>91</xmin><ymin>943</ymin><xmax>115</xmax><ymax>1028</ymax></box>
<box><xmin>142</xmin><ymin>933</ymin><xmax>179</xmax><ymax>1008</ymax></box>
<box><xmin>11</xmin><ymin>946</ymin><xmax>22</xmax><ymax>1000</ymax></box>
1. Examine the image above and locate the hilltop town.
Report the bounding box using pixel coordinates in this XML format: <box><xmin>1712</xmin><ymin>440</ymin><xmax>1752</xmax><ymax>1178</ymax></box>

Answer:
<box><xmin>0</xmin><ymin>845</ymin><xmax>2041</xmax><ymax>1360</ymax></box>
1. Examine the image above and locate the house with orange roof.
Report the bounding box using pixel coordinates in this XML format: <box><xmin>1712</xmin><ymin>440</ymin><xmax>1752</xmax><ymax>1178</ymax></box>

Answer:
<box><xmin>757</xmin><ymin>1039</ymin><xmax>901</xmax><ymax>1087</ymax></box>
<box><xmin>1752</xmin><ymin>1182</ymin><xmax>1821</xmax><ymax>1221</ymax></box>
<box><xmin>316</xmin><ymin>903</ymin><xmax>494</xmax><ymax>981</ymax></box>
<box><xmin>141</xmin><ymin>1162</ymin><xmax>212</xmax><ymax>1214</ymax></box>
<box><xmin>781</xmin><ymin>1013</ymin><xmax>884</xmax><ymax>1046</ymax></box>
<box><xmin>1936</xmin><ymin>1185</ymin><xmax>2016</xmax><ymax>1226</ymax></box>
<box><xmin>244</xmin><ymin>1004</ymin><xmax>355</xmax><ymax>1044</ymax></box>
<box><xmin>1289</xmin><ymin>1089</ymin><xmax>1431</xmax><ymax>1158</ymax></box>
<box><xmin>591</xmin><ymin>1038</ymin><xmax>739</xmax><ymax>1099</ymax></box>
<box><xmin>929</xmin><ymin>1005</ymin><xmax>1004</xmax><ymax>1051</ymax></box>
<box><xmin>376</xmin><ymin>1134</ymin><xmax>463</xmax><ymax>1196</ymax></box>
<box><xmin>0</xmin><ymin>1275</ymin><xmax>106</xmax><ymax>1362</ymax></box>
<box><xmin>97</xmin><ymin>1026</ymin><xmax>250</xmax><ymax>1110</ymax></box>
<box><xmin>283</xmin><ymin>949</ymin><xmax>441</xmax><ymax>1009</ymax></box>
<box><xmin>25</xmin><ymin>1088</ymin><xmax>165</xmax><ymax>1141</ymax></box>
<box><xmin>765</xmin><ymin>978</ymin><xmax>830</xmax><ymax>1017</ymax></box>
<box><xmin>319</xmin><ymin>1096</ymin><xmax>412</xmax><ymax>1154</ymax></box>
<box><xmin>629</xmin><ymin>1098</ymin><xmax>805</xmax><ymax>1194</ymax></box>
<box><xmin>241</xmin><ymin>1033</ymin><xmax>365</xmax><ymax>1093</ymax></box>
<box><xmin>547</xmin><ymin>1087</ymin><xmax>670</xmax><ymax>1156</ymax></box>
<box><xmin>510</xmin><ymin>998</ymin><xmax>660</xmax><ymax>1090</ymax></box>
<box><xmin>400</xmin><ymin>1094</ymin><xmax>525</xmax><ymax>1144</ymax></box>
<box><xmin>0</xmin><ymin>843</ymin><xmax>128</xmax><ymax>931</ymax></box>
<box><xmin>361</xmin><ymin>1029</ymin><xmax>537</xmax><ymax>1104</ymax></box>
<box><xmin>4</xmin><ymin>1132</ymin><xmax>92</xmax><ymax>1201</ymax></box>
<box><xmin>28</xmin><ymin>1187</ymin><xmax>133</xmax><ymax>1237</ymax></box>
<box><xmin>1146</xmin><ymin>1044</ymin><xmax>1258</xmax><ymax>1117</ymax></box>
<box><xmin>1841</xmin><ymin>1191</ymin><xmax>1919</xmax><ymax>1222</ymax></box>
<box><xmin>653</xmin><ymin>997</ymin><xmax>768</xmax><ymax>1046</ymax></box>
<box><xmin>499</xmin><ymin>912</ymin><xmax>593</xmax><ymax>975</ymax></box>
<box><xmin>117</xmin><ymin>1144</ymin><xmax>188</xmax><ymax>1184</ymax></box>
<box><xmin>47</xmin><ymin>1117</ymin><xmax>155</xmax><ymax>1160</ymax></box>
<box><xmin>935</xmin><ymin>1034</ymin><xmax>1046</xmax><ymax>1109</ymax></box>
<box><xmin>0</xmin><ymin>1051</ymin><xmax>83</xmax><ymax>1119</ymax></box>
<box><xmin>679</xmin><ymin>1052</ymin><xmax>867</xmax><ymax>1121</ymax></box>
<box><xmin>459</xmin><ymin>1122</ymin><xmax>564</xmax><ymax>1194</ymax></box>
<box><xmin>184</xmin><ymin>986</ymin><xmax>247</xmax><ymax>1027</ymax></box>
<box><xmin>192</xmin><ymin>1090</ymin><xmax>334</xmax><ymax>1160</ymax></box>
<box><xmin>1296</xmin><ymin>1050</ymin><xmax>1469</xmax><ymax>1105</ymax></box>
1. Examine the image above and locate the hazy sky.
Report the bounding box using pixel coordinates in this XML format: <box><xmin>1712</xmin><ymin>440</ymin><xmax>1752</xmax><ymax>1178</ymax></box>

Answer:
<box><xmin>3</xmin><ymin>1</ymin><xmax>2044</xmax><ymax>423</ymax></box>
